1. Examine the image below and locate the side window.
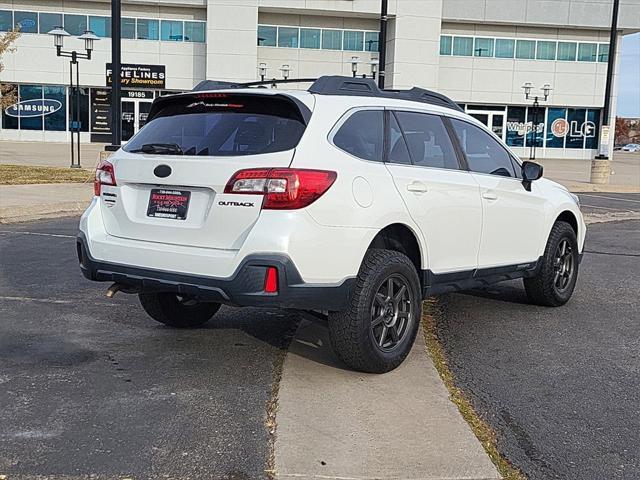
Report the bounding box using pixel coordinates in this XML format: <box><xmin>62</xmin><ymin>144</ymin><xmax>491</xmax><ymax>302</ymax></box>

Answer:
<box><xmin>394</xmin><ymin>111</ymin><xmax>459</xmax><ymax>170</ymax></box>
<box><xmin>333</xmin><ymin>110</ymin><xmax>384</xmax><ymax>161</ymax></box>
<box><xmin>387</xmin><ymin>113</ymin><xmax>412</xmax><ymax>164</ymax></box>
<box><xmin>449</xmin><ymin>118</ymin><xmax>516</xmax><ymax>177</ymax></box>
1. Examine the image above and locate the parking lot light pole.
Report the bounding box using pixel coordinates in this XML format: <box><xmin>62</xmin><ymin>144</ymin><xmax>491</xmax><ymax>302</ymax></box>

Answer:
<box><xmin>258</xmin><ymin>63</ymin><xmax>267</xmax><ymax>82</ymax></box>
<box><xmin>522</xmin><ymin>82</ymin><xmax>552</xmax><ymax>161</ymax></box>
<box><xmin>48</xmin><ymin>27</ymin><xmax>99</xmax><ymax>169</ymax></box>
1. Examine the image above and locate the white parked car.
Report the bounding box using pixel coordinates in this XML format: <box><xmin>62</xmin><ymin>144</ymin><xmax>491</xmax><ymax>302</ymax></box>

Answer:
<box><xmin>622</xmin><ymin>143</ymin><xmax>639</xmax><ymax>152</ymax></box>
<box><xmin>78</xmin><ymin>76</ymin><xmax>585</xmax><ymax>373</ymax></box>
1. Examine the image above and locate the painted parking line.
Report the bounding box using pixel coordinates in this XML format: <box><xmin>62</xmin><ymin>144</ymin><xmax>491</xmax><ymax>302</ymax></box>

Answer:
<box><xmin>579</xmin><ymin>194</ymin><xmax>640</xmax><ymax>204</ymax></box>
<box><xmin>0</xmin><ymin>231</ymin><xmax>75</xmax><ymax>239</ymax></box>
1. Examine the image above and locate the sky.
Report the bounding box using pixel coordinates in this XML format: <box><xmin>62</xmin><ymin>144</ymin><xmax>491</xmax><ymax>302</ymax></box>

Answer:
<box><xmin>617</xmin><ymin>32</ymin><xmax>640</xmax><ymax>118</ymax></box>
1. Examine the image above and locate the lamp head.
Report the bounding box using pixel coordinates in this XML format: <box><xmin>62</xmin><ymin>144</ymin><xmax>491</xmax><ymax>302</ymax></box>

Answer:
<box><xmin>258</xmin><ymin>62</ymin><xmax>267</xmax><ymax>77</ymax></box>
<box><xmin>78</xmin><ymin>30</ymin><xmax>100</xmax><ymax>53</ymax></box>
<box><xmin>351</xmin><ymin>56</ymin><xmax>359</xmax><ymax>74</ymax></box>
<box><xmin>48</xmin><ymin>26</ymin><xmax>70</xmax><ymax>49</ymax></box>
<box><xmin>521</xmin><ymin>82</ymin><xmax>533</xmax><ymax>99</ymax></box>
<box><xmin>280</xmin><ymin>64</ymin><xmax>290</xmax><ymax>80</ymax></box>
<box><xmin>541</xmin><ymin>83</ymin><xmax>552</xmax><ymax>100</ymax></box>
<box><xmin>369</xmin><ymin>58</ymin><xmax>379</xmax><ymax>75</ymax></box>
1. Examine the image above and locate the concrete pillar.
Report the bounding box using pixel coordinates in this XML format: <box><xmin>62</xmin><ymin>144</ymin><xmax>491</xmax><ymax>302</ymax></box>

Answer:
<box><xmin>206</xmin><ymin>0</ymin><xmax>259</xmax><ymax>82</ymax></box>
<box><xmin>386</xmin><ymin>0</ymin><xmax>442</xmax><ymax>90</ymax></box>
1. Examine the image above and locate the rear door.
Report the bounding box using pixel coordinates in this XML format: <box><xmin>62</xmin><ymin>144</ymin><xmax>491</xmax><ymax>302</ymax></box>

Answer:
<box><xmin>384</xmin><ymin>110</ymin><xmax>482</xmax><ymax>274</ymax></box>
<box><xmin>448</xmin><ymin>117</ymin><xmax>546</xmax><ymax>267</ymax></box>
<box><xmin>100</xmin><ymin>92</ymin><xmax>310</xmax><ymax>250</ymax></box>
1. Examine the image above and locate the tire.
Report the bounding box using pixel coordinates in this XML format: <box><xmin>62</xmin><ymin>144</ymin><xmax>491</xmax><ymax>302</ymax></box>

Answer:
<box><xmin>524</xmin><ymin>221</ymin><xmax>579</xmax><ymax>307</ymax></box>
<box><xmin>138</xmin><ymin>292</ymin><xmax>221</xmax><ymax>328</ymax></box>
<box><xmin>328</xmin><ymin>249</ymin><xmax>422</xmax><ymax>374</ymax></box>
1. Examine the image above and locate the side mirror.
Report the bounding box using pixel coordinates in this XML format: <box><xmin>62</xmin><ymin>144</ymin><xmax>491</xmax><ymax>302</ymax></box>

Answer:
<box><xmin>522</xmin><ymin>161</ymin><xmax>543</xmax><ymax>191</ymax></box>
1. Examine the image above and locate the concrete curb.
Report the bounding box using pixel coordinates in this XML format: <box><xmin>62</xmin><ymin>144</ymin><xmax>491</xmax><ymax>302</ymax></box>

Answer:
<box><xmin>563</xmin><ymin>183</ymin><xmax>640</xmax><ymax>194</ymax></box>
<box><xmin>274</xmin><ymin>320</ymin><xmax>500</xmax><ymax>480</ymax></box>
<box><xmin>0</xmin><ymin>202</ymin><xmax>88</xmax><ymax>224</ymax></box>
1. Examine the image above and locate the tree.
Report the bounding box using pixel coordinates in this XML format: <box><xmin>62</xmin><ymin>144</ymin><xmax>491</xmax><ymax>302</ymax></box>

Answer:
<box><xmin>615</xmin><ymin>117</ymin><xmax>630</xmax><ymax>145</ymax></box>
<box><xmin>0</xmin><ymin>28</ymin><xmax>20</xmax><ymax>109</ymax></box>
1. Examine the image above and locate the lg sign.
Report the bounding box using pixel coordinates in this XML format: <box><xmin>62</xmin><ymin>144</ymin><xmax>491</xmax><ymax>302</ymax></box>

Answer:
<box><xmin>551</xmin><ymin>118</ymin><xmax>596</xmax><ymax>138</ymax></box>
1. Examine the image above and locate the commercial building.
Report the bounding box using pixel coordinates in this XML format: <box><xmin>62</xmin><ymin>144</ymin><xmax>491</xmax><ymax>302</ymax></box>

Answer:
<box><xmin>1</xmin><ymin>0</ymin><xmax>639</xmax><ymax>159</ymax></box>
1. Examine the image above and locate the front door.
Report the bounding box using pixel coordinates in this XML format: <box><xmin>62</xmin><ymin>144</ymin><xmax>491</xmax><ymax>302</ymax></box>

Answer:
<box><xmin>122</xmin><ymin>100</ymin><xmax>154</xmax><ymax>141</ymax></box>
<box><xmin>448</xmin><ymin>117</ymin><xmax>546</xmax><ymax>268</ymax></box>
<box><xmin>469</xmin><ymin>111</ymin><xmax>506</xmax><ymax>141</ymax></box>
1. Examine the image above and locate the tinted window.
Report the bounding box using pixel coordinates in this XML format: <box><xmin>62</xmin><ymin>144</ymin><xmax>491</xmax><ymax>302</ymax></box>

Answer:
<box><xmin>184</xmin><ymin>21</ymin><xmax>205</xmax><ymax>42</ymax></box>
<box><xmin>257</xmin><ymin>25</ymin><xmax>276</xmax><ymax>46</ymax></box>
<box><xmin>137</xmin><ymin>19</ymin><xmax>159</xmax><ymax>40</ymax></box>
<box><xmin>64</xmin><ymin>14</ymin><xmax>86</xmax><ymax>36</ymax></box>
<box><xmin>39</xmin><ymin>13</ymin><xmax>62</xmax><ymax>34</ymax></box>
<box><xmin>394</xmin><ymin>112</ymin><xmax>459</xmax><ymax>170</ymax></box>
<box><xmin>0</xmin><ymin>10</ymin><xmax>12</xmax><ymax>31</ymax></box>
<box><xmin>450</xmin><ymin>118</ymin><xmax>516</xmax><ymax>177</ymax></box>
<box><xmin>15</xmin><ymin>11</ymin><xmax>38</xmax><ymax>33</ymax></box>
<box><xmin>333</xmin><ymin>110</ymin><xmax>383</xmax><ymax>161</ymax></box>
<box><xmin>161</xmin><ymin>20</ymin><xmax>183</xmax><ymax>41</ymax></box>
<box><xmin>387</xmin><ymin>114</ymin><xmax>411</xmax><ymax>165</ymax></box>
<box><xmin>123</xmin><ymin>95</ymin><xmax>306</xmax><ymax>157</ymax></box>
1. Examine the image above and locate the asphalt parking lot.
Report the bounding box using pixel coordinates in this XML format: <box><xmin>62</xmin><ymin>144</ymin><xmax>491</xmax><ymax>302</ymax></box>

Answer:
<box><xmin>0</xmin><ymin>217</ymin><xmax>297</xmax><ymax>479</ymax></box>
<box><xmin>1</xmin><ymin>193</ymin><xmax>638</xmax><ymax>479</ymax></box>
<box><xmin>434</xmin><ymin>194</ymin><xmax>640</xmax><ymax>479</ymax></box>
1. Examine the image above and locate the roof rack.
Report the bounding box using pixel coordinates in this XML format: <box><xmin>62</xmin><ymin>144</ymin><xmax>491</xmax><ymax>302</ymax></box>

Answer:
<box><xmin>308</xmin><ymin>76</ymin><xmax>463</xmax><ymax>112</ymax></box>
<box><xmin>191</xmin><ymin>75</ymin><xmax>462</xmax><ymax>112</ymax></box>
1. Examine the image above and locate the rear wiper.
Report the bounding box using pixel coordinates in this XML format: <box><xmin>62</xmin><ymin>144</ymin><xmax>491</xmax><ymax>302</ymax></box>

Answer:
<box><xmin>130</xmin><ymin>143</ymin><xmax>183</xmax><ymax>155</ymax></box>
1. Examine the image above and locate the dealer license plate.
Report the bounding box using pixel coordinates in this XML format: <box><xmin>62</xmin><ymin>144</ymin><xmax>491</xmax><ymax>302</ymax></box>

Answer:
<box><xmin>146</xmin><ymin>189</ymin><xmax>191</xmax><ymax>220</ymax></box>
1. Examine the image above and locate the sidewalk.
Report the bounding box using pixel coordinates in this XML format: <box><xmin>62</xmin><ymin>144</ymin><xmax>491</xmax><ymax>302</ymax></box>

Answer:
<box><xmin>0</xmin><ymin>140</ymin><xmax>107</xmax><ymax>168</ymax></box>
<box><xmin>0</xmin><ymin>183</ymin><xmax>93</xmax><ymax>224</ymax></box>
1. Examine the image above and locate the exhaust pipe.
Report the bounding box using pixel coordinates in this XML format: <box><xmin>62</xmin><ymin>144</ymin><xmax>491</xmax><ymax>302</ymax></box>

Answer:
<box><xmin>106</xmin><ymin>283</ymin><xmax>139</xmax><ymax>298</ymax></box>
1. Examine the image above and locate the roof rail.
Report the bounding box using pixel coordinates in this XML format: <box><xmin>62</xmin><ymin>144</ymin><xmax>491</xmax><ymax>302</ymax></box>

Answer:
<box><xmin>192</xmin><ymin>78</ymin><xmax>318</xmax><ymax>91</ymax></box>
<box><xmin>308</xmin><ymin>75</ymin><xmax>463</xmax><ymax>112</ymax></box>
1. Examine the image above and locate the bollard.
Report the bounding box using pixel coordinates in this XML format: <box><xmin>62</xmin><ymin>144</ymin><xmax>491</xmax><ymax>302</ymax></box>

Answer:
<box><xmin>589</xmin><ymin>159</ymin><xmax>611</xmax><ymax>184</ymax></box>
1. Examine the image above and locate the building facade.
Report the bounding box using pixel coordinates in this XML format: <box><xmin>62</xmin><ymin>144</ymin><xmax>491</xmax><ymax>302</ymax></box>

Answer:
<box><xmin>1</xmin><ymin>0</ymin><xmax>639</xmax><ymax>159</ymax></box>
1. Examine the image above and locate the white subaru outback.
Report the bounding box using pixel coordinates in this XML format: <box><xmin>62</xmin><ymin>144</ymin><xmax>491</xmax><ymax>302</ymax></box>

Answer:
<box><xmin>78</xmin><ymin>75</ymin><xmax>585</xmax><ymax>373</ymax></box>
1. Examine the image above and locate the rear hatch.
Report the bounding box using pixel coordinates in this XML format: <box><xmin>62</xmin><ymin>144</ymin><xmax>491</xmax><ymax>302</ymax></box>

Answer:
<box><xmin>99</xmin><ymin>91</ymin><xmax>312</xmax><ymax>250</ymax></box>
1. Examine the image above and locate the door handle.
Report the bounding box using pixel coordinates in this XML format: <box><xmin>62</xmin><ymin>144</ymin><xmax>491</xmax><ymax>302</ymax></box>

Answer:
<box><xmin>407</xmin><ymin>181</ymin><xmax>428</xmax><ymax>193</ymax></box>
<box><xmin>482</xmin><ymin>191</ymin><xmax>498</xmax><ymax>201</ymax></box>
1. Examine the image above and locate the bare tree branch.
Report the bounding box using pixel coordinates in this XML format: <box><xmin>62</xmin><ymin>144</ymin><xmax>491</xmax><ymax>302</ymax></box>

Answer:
<box><xmin>0</xmin><ymin>28</ymin><xmax>21</xmax><ymax>109</ymax></box>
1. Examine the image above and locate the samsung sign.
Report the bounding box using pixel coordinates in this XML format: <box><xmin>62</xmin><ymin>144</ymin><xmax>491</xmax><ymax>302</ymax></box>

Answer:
<box><xmin>4</xmin><ymin>99</ymin><xmax>63</xmax><ymax>118</ymax></box>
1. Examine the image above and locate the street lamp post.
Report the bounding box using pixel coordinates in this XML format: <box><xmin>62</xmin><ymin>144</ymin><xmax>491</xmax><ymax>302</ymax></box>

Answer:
<box><xmin>350</xmin><ymin>56</ymin><xmax>359</xmax><ymax>77</ymax></box>
<box><xmin>522</xmin><ymin>82</ymin><xmax>552</xmax><ymax>161</ymax></box>
<box><xmin>48</xmin><ymin>27</ymin><xmax>99</xmax><ymax>168</ymax></box>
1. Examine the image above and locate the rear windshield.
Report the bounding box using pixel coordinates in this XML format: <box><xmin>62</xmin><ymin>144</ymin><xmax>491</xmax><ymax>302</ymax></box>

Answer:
<box><xmin>123</xmin><ymin>94</ymin><xmax>307</xmax><ymax>156</ymax></box>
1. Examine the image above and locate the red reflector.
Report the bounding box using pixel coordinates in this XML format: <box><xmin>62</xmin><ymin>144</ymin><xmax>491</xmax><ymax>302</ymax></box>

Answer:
<box><xmin>264</xmin><ymin>267</ymin><xmax>278</xmax><ymax>293</ymax></box>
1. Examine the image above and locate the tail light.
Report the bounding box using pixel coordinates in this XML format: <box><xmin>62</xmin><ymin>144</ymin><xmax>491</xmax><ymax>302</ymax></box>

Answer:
<box><xmin>94</xmin><ymin>161</ymin><xmax>116</xmax><ymax>196</ymax></box>
<box><xmin>224</xmin><ymin>168</ymin><xmax>337</xmax><ymax>210</ymax></box>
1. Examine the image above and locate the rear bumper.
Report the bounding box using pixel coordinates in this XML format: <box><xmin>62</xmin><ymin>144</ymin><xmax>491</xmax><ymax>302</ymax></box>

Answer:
<box><xmin>77</xmin><ymin>233</ymin><xmax>355</xmax><ymax>311</ymax></box>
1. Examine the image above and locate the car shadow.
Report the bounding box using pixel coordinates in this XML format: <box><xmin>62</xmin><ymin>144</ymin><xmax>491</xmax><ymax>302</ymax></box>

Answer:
<box><xmin>453</xmin><ymin>281</ymin><xmax>533</xmax><ymax>306</ymax></box>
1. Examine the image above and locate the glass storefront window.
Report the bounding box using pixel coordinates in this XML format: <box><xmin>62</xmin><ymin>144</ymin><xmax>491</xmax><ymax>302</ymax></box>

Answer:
<box><xmin>14</xmin><ymin>11</ymin><xmax>38</xmax><ymax>33</ymax></box>
<box><xmin>536</xmin><ymin>41</ymin><xmax>556</xmax><ymax>60</ymax></box>
<box><xmin>526</xmin><ymin>106</ymin><xmax>544</xmax><ymax>148</ymax></box>
<box><xmin>578</xmin><ymin>43</ymin><xmax>597</xmax><ymax>61</ymax></box>
<box><xmin>43</xmin><ymin>85</ymin><xmax>67</xmax><ymax>131</ymax></box>
<box><xmin>453</xmin><ymin>36</ymin><xmax>473</xmax><ymax>56</ymax></box>
<box><xmin>137</xmin><ymin>19</ymin><xmax>159</xmax><ymax>40</ymax></box>
<box><xmin>516</xmin><ymin>40</ymin><xmax>536</xmax><ymax>59</ymax></box>
<box><xmin>322</xmin><ymin>29</ymin><xmax>342</xmax><ymax>50</ymax></box>
<box><xmin>161</xmin><ymin>20</ymin><xmax>183</xmax><ymax>41</ymax></box>
<box><xmin>122</xmin><ymin>17</ymin><xmax>136</xmax><ymax>39</ymax></box>
<box><xmin>557</xmin><ymin>42</ymin><xmax>577</xmax><ymax>61</ymax></box>
<box><xmin>506</xmin><ymin>106</ymin><xmax>526</xmax><ymax>147</ymax></box>
<box><xmin>277</xmin><ymin>27</ymin><xmax>299</xmax><ymax>48</ymax></box>
<box><xmin>89</xmin><ymin>16</ymin><xmax>110</xmax><ymax>38</ymax></box>
<box><xmin>546</xmin><ymin>108</ymin><xmax>567</xmax><ymax>148</ymax></box>
<box><xmin>440</xmin><ymin>35</ymin><xmax>452</xmax><ymax>55</ymax></box>
<box><xmin>566</xmin><ymin>108</ymin><xmax>587</xmax><ymax>148</ymax></box>
<box><xmin>474</xmin><ymin>37</ymin><xmax>494</xmax><ymax>57</ymax></box>
<box><xmin>585</xmin><ymin>109</ymin><xmax>600</xmax><ymax>149</ymax></box>
<box><xmin>364</xmin><ymin>32</ymin><xmax>379</xmax><ymax>52</ymax></box>
<box><xmin>64</xmin><ymin>14</ymin><xmax>87</xmax><ymax>36</ymax></box>
<box><xmin>1</xmin><ymin>84</ymin><xmax>18</xmax><ymax>129</ymax></box>
<box><xmin>343</xmin><ymin>30</ymin><xmax>364</xmax><ymax>51</ymax></box>
<box><xmin>184</xmin><ymin>21</ymin><xmax>205</xmax><ymax>42</ymax></box>
<box><xmin>0</xmin><ymin>10</ymin><xmax>12</xmax><ymax>31</ymax></box>
<box><xmin>598</xmin><ymin>44</ymin><xmax>609</xmax><ymax>63</ymax></box>
<box><xmin>300</xmin><ymin>28</ymin><xmax>321</xmax><ymax>49</ymax></box>
<box><xmin>39</xmin><ymin>12</ymin><xmax>62</xmax><ymax>34</ymax></box>
<box><xmin>257</xmin><ymin>25</ymin><xmax>276</xmax><ymax>46</ymax></box>
<box><xmin>495</xmin><ymin>39</ymin><xmax>515</xmax><ymax>58</ymax></box>
<box><xmin>19</xmin><ymin>85</ymin><xmax>43</xmax><ymax>131</ymax></box>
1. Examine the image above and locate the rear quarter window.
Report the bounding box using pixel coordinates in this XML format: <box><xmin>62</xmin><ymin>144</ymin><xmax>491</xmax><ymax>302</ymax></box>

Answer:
<box><xmin>123</xmin><ymin>94</ymin><xmax>307</xmax><ymax>156</ymax></box>
<box><xmin>332</xmin><ymin>110</ymin><xmax>384</xmax><ymax>162</ymax></box>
